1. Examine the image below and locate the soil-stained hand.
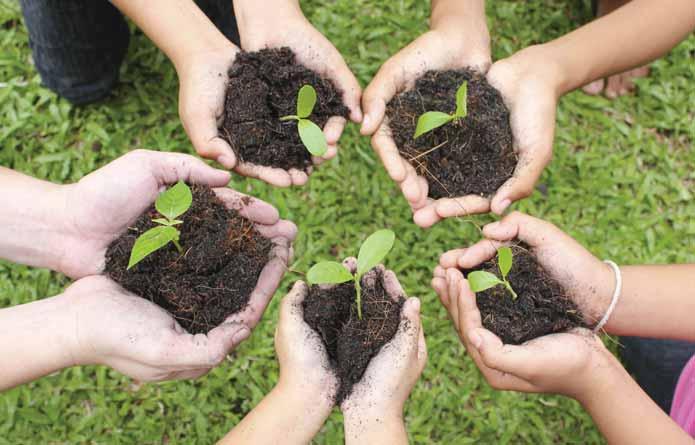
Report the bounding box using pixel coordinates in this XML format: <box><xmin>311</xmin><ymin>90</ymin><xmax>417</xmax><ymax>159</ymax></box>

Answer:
<box><xmin>230</xmin><ymin>0</ymin><xmax>362</xmax><ymax>186</ymax></box>
<box><xmin>275</xmin><ymin>281</ymin><xmax>339</xmax><ymax>404</ymax></box>
<box><xmin>361</xmin><ymin>27</ymin><xmax>493</xmax><ymax>228</ymax></box>
<box><xmin>433</xmin><ymin>267</ymin><xmax>615</xmax><ymax>400</ymax></box>
<box><xmin>63</xmin><ymin>276</ymin><xmax>249</xmax><ymax>382</ymax></box>
<box><xmin>433</xmin><ymin>211</ymin><xmax>615</xmax><ymax>327</ymax></box>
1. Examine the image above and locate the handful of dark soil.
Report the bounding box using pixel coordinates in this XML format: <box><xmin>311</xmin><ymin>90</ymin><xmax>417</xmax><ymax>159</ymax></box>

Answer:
<box><xmin>386</xmin><ymin>69</ymin><xmax>517</xmax><ymax>199</ymax></box>
<box><xmin>105</xmin><ymin>186</ymin><xmax>272</xmax><ymax>334</ymax></box>
<box><xmin>303</xmin><ymin>268</ymin><xmax>404</xmax><ymax>404</ymax></box>
<box><xmin>464</xmin><ymin>246</ymin><xmax>586</xmax><ymax>345</ymax></box>
<box><xmin>220</xmin><ymin>47</ymin><xmax>349</xmax><ymax>172</ymax></box>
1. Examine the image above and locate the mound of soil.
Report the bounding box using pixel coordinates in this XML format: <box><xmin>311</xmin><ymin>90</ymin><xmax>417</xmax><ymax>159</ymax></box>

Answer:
<box><xmin>220</xmin><ymin>47</ymin><xmax>349</xmax><ymax>172</ymax></box>
<box><xmin>303</xmin><ymin>268</ymin><xmax>404</xmax><ymax>404</ymax></box>
<box><xmin>386</xmin><ymin>69</ymin><xmax>517</xmax><ymax>199</ymax></box>
<box><xmin>105</xmin><ymin>186</ymin><xmax>272</xmax><ymax>334</ymax></box>
<box><xmin>464</xmin><ymin>246</ymin><xmax>586</xmax><ymax>345</ymax></box>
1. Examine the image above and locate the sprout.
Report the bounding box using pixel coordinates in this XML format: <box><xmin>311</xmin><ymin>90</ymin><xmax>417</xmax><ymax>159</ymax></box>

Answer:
<box><xmin>280</xmin><ymin>84</ymin><xmax>328</xmax><ymax>156</ymax></box>
<box><xmin>467</xmin><ymin>246</ymin><xmax>519</xmax><ymax>300</ymax></box>
<box><xmin>413</xmin><ymin>81</ymin><xmax>468</xmax><ymax>139</ymax></box>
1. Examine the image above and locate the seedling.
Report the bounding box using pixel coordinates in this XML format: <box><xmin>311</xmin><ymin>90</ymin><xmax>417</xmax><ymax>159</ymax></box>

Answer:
<box><xmin>413</xmin><ymin>81</ymin><xmax>468</xmax><ymax>139</ymax></box>
<box><xmin>468</xmin><ymin>246</ymin><xmax>519</xmax><ymax>300</ymax></box>
<box><xmin>306</xmin><ymin>229</ymin><xmax>396</xmax><ymax>320</ymax></box>
<box><xmin>280</xmin><ymin>84</ymin><xmax>328</xmax><ymax>156</ymax></box>
<box><xmin>127</xmin><ymin>181</ymin><xmax>193</xmax><ymax>270</ymax></box>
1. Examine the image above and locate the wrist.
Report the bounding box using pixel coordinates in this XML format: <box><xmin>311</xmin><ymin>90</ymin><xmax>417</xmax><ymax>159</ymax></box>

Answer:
<box><xmin>499</xmin><ymin>45</ymin><xmax>567</xmax><ymax>99</ymax></box>
<box><xmin>275</xmin><ymin>379</ymin><xmax>334</xmax><ymax>425</ymax></box>
<box><xmin>233</xmin><ymin>0</ymin><xmax>302</xmax><ymax>35</ymax></box>
<box><xmin>343</xmin><ymin>404</ymin><xmax>405</xmax><ymax>443</ymax></box>
<box><xmin>572</xmin><ymin>346</ymin><xmax>624</xmax><ymax>405</ymax></box>
<box><xmin>430</xmin><ymin>1</ymin><xmax>491</xmax><ymax>71</ymax></box>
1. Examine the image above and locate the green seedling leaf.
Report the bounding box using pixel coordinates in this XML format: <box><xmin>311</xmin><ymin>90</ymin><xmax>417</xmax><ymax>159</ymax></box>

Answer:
<box><xmin>297</xmin><ymin>85</ymin><xmax>317</xmax><ymax>119</ymax></box>
<box><xmin>127</xmin><ymin>226</ymin><xmax>179</xmax><ymax>270</ymax></box>
<box><xmin>414</xmin><ymin>111</ymin><xmax>454</xmax><ymax>139</ymax></box>
<box><xmin>155</xmin><ymin>181</ymin><xmax>192</xmax><ymax>220</ymax></box>
<box><xmin>468</xmin><ymin>271</ymin><xmax>503</xmax><ymax>293</ymax></box>
<box><xmin>307</xmin><ymin>261</ymin><xmax>354</xmax><ymax>285</ymax></box>
<box><xmin>152</xmin><ymin>218</ymin><xmax>183</xmax><ymax>226</ymax></box>
<box><xmin>455</xmin><ymin>81</ymin><xmax>468</xmax><ymax>118</ymax></box>
<box><xmin>298</xmin><ymin>119</ymin><xmax>327</xmax><ymax>156</ymax></box>
<box><xmin>498</xmin><ymin>247</ymin><xmax>513</xmax><ymax>279</ymax></box>
<box><xmin>357</xmin><ymin>229</ymin><xmax>396</xmax><ymax>276</ymax></box>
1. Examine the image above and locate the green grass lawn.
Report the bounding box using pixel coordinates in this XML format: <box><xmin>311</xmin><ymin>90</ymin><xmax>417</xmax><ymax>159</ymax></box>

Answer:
<box><xmin>1</xmin><ymin>0</ymin><xmax>694</xmax><ymax>443</ymax></box>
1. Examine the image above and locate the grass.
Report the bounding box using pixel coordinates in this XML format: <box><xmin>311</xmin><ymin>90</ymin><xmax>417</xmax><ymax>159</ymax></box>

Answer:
<box><xmin>1</xmin><ymin>0</ymin><xmax>694</xmax><ymax>443</ymax></box>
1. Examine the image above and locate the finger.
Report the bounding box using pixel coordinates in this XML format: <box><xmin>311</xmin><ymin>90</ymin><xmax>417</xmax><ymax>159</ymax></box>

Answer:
<box><xmin>181</xmin><ymin>107</ymin><xmax>237</xmax><ymax>167</ymax></box>
<box><xmin>482</xmin><ymin>211</ymin><xmax>558</xmax><ymax>248</ymax></box>
<box><xmin>212</xmin><ymin>188</ymin><xmax>280</xmax><ymax>225</ymax></box>
<box><xmin>371</xmin><ymin>122</ymin><xmax>408</xmax><ymax>182</ymax></box>
<box><xmin>456</xmin><ymin>239</ymin><xmax>504</xmax><ymax>270</ymax></box>
<box><xmin>288</xmin><ymin>169</ymin><xmax>309</xmax><ymax>186</ymax></box>
<box><xmin>439</xmin><ymin>249</ymin><xmax>467</xmax><ymax>269</ymax></box>
<box><xmin>138</xmin><ymin>150</ymin><xmax>231</xmax><ymax>188</ymax></box>
<box><xmin>382</xmin><ymin>269</ymin><xmax>406</xmax><ymax>302</ymax></box>
<box><xmin>170</xmin><ymin>368</ymin><xmax>212</xmax><ymax>381</ymax></box>
<box><xmin>581</xmin><ymin>79</ymin><xmax>604</xmax><ymax>96</ymax></box>
<box><xmin>255</xmin><ymin>220</ymin><xmax>299</xmax><ymax>242</ymax></box>
<box><xmin>324</xmin><ymin>116</ymin><xmax>346</xmax><ymax>146</ymax></box>
<box><xmin>446</xmin><ymin>268</ymin><xmax>462</xmax><ymax>333</ymax></box>
<box><xmin>416</xmin><ymin>316</ymin><xmax>428</xmax><ymax>369</ymax></box>
<box><xmin>170</xmin><ymin>322</ymin><xmax>250</xmax><ymax>368</ymax></box>
<box><xmin>490</xmin><ymin>150</ymin><xmax>551</xmax><ymax>215</ymax></box>
<box><xmin>234</xmin><ymin>162</ymin><xmax>293</xmax><ymax>188</ymax></box>
<box><xmin>279</xmin><ymin>281</ymin><xmax>309</xmax><ymax>333</ymax></box>
<box><xmin>312</xmin><ymin>144</ymin><xmax>338</xmax><ymax>164</ymax></box>
<box><xmin>433</xmin><ymin>265</ymin><xmax>447</xmax><ymax>278</ymax></box>
<box><xmin>434</xmin><ymin>195</ymin><xmax>491</xmax><ymax>218</ymax></box>
<box><xmin>342</xmin><ymin>257</ymin><xmax>357</xmax><ymax>275</ymax></box>
<box><xmin>389</xmin><ymin>297</ymin><xmax>422</xmax><ymax>357</ymax></box>
<box><xmin>361</xmin><ymin>58</ymin><xmax>404</xmax><ymax>135</ymax></box>
<box><xmin>474</xmin><ymin>328</ymin><xmax>539</xmax><ymax>378</ymax></box>
<box><xmin>326</xmin><ymin>55</ymin><xmax>362</xmax><ymax>123</ymax></box>
<box><xmin>400</xmin><ymin>162</ymin><xmax>426</xmax><ymax>205</ymax></box>
<box><xmin>455</xmin><ymin>277</ymin><xmax>483</xmax><ymax>336</ymax></box>
<box><xmin>431</xmin><ymin>276</ymin><xmax>449</xmax><ymax>308</ymax></box>
<box><xmin>361</xmin><ymin>265</ymin><xmax>382</xmax><ymax>289</ymax></box>
<box><xmin>412</xmin><ymin>202</ymin><xmax>442</xmax><ymax>228</ymax></box>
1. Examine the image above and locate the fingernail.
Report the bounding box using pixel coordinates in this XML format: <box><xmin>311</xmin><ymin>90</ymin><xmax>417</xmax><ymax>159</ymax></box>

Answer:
<box><xmin>410</xmin><ymin>297</ymin><xmax>421</xmax><ymax>312</ymax></box>
<box><xmin>218</xmin><ymin>156</ymin><xmax>234</xmax><ymax>169</ymax></box>
<box><xmin>469</xmin><ymin>330</ymin><xmax>483</xmax><ymax>349</ymax></box>
<box><xmin>486</xmin><ymin>221</ymin><xmax>500</xmax><ymax>231</ymax></box>
<box><xmin>232</xmin><ymin>327</ymin><xmax>250</xmax><ymax>344</ymax></box>
<box><xmin>497</xmin><ymin>199</ymin><xmax>511</xmax><ymax>214</ymax></box>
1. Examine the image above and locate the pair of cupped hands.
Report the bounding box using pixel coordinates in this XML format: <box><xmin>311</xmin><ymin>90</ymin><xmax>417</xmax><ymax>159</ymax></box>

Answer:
<box><xmin>180</xmin><ymin>2</ymin><xmax>559</xmax><ymax>227</ymax></box>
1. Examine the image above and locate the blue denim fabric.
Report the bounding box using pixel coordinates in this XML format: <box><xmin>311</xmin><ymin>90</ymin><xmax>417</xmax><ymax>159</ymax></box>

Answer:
<box><xmin>621</xmin><ymin>336</ymin><xmax>695</xmax><ymax>413</ymax></box>
<box><xmin>19</xmin><ymin>0</ymin><xmax>239</xmax><ymax>105</ymax></box>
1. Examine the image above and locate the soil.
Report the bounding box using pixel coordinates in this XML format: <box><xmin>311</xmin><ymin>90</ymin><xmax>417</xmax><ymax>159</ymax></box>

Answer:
<box><xmin>105</xmin><ymin>186</ymin><xmax>273</xmax><ymax>334</ymax></box>
<box><xmin>303</xmin><ymin>268</ymin><xmax>404</xmax><ymax>404</ymax></box>
<box><xmin>220</xmin><ymin>47</ymin><xmax>349</xmax><ymax>171</ymax></box>
<box><xmin>386</xmin><ymin>69</ymin><xmax>517</xmax><ymax>199</ymax></box>
<box><xmin>463</xmin><ymin>246</ymin><xmax>586</xmax><ymax>345</ymax></box>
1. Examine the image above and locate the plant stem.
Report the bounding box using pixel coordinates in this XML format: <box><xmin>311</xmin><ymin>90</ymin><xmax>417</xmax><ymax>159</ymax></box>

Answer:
<box><xmin>504</xmin><ymin>280</ymin><xmax>518</xmax><ymax>300</ymax></box>
<box><xmin>355</xmin><ymin>278</ymin><xmax>363</xmax><ymax>320</ymax></box>
<box><xmin>279</xmin><ymin>115</ymin><xmax>299</xmax><ymax>122</ymax></box>
<box><xmin>172</xmin><ymin>239</ymin><xmax>183</xmax><ymax>253</ymax></box>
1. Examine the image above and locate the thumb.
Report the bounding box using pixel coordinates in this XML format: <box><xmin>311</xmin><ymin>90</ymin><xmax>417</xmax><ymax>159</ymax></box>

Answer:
<box><xmin>180</xmin><ymin>107</ymin><xmax>238</xmax><ymax>170</ymax></box>
<box><xmin>474</xmin><ymin>328</ymin><xmax>536</xmax><ymax>378</ymax></box>
<box><xmin>483</xmin><ymin>211</ymin><xmax>560</xmax><ymax>248</ymax></box>
<box><xmin>361</xmin><ymin>59</ymin><xmax>404</xmax><ymax>135</ymax></box>
<box><xmin>173</xmin><ymin>322</ymin><xmax>250</xmax><ymax>369</ymax></box>
<box><xmin>490</xmin><ymin>151</ymin><xmax>549</xmax><ymax>214</ymax></box>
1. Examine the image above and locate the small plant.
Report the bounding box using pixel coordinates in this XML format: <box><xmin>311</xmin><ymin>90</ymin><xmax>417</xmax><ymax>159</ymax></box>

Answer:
<box><xmin>468</xmin><ymin>246</ymin><xmax>518</xmax><ymax>300</ymax></box>
<box><xmin>280</xmin><ymin>84</ymin><xmax>328</xmax><ymax>156</ymax></box>
<box><xmin>413</xmin><ymin>81</ymin><xmax>468</xmax><ymax>139</ymax></box>
<box><xmin>127</xmin><ymin>181</ymin><xmax>193</xmax><ymax>270</ymax></box>
<box><xmin>306</xmin><ymin>229</ymin><xmax>396</xmax><ymax>319</ymax></box>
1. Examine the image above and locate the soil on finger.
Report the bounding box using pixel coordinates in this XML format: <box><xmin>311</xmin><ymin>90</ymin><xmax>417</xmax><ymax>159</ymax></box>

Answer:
<box><xmin>220</xmin><ymin>47</ymin><xmax>349</xmax><ymax>172</ymax></box>
<box><xmin>386</xmin><ymin>69</ymin><xmax>517</xmax><ymax>199</ymax></box>
<box><xmin>105</xmin><ymin>186</ymin><xmax>273</xmax><ymax>334</ymax></box>
<box><xmin>302</xmin><ymin>268</ymin><xmax>404</xmax><ymax>404</ymax></box>
<box><xmin>463</xmin><ymin>246</ymin><xmax>586</xmax><ymax>344</ymax></box>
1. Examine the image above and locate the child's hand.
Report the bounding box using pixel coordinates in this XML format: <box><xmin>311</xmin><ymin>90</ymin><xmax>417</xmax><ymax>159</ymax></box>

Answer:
<box><xmin>434</xmin><ymin>268</ymin><xmax>616</xmax><ymax>400</ymax></box>
<box><xmin>435</xmin><ymin>211</ymin><xmax>616</xmax><ymax>327</ymax></box>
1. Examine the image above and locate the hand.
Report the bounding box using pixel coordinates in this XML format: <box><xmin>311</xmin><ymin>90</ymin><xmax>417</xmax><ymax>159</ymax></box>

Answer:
<box><xmin>275</xmin><ymin>281</ymin><xmax>339</xmax><ymax>410</ymax></box>
<box><xmin>433</xmin><ymin>266</ymin><xmax>615</xmax><ymax>400</ymax></box>
<box><xmin>63</xmin><ymin>276</ymin><xmax>250</xmax><ymax>382</ymax></box>
<box><xmin>434</xmin><ymin>211</ymin><xmax>615</xmax><ymax>326</ymax></box>
<box><xmin>232</xmin><ymin>0</ymin><xmax>362</xmax><ymax>185</ymax></box>
<box><xmin>361</xmin><ymin>24</ymin><xmax>492</xmax><ymax>227</ymax></box>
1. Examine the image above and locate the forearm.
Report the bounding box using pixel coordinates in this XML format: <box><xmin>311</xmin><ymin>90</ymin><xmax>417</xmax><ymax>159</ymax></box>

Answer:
<box><xmin>430</xmin><ymin>0</ymin><xmax>490</xmax><ymax>62</ymax></box>
<box><xmin>603</xmin><ymin>265</ymin><xmax>695</xmax><ymax>340</ymax></box>
<box><xmin>218</xmin><ymin>382</ymin><xmax>332</xmax><ymax>445</ymax></box>
<box><xmin>0</xmin><ymin>168</ymin><xmax>68</xmax><ymax>271</ymax></box>
<box><xmin>0</xmin><ymin>294</ymin><xmax>78</xmax><ymax>391</ymax></box>
<box><xmin>579</xmin><ymin>353</ymin><xmax>692</xmax><ymax>444</ymax></box>
<box><xmin>534</xmin><ymin>0</ymin><xmax>695</xmax><ymax>95</ymax></box>
<box><xmin>110</xmin><ymin>0</ymin><xmax>234</xmax><ymax>71</ymax></box>
<box><xmin>344</xmin><ymin>409</ymin><xmax>408</xmax><ymax>445</ymax></box>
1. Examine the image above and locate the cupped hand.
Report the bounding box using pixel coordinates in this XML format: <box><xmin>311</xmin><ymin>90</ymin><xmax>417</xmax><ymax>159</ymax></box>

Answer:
<box><xmin>231</xmin><ymin>0</ymin><xmax>361</xmax><ymax>186</ymax></box>
<box><xmin>361</xmin><ymin>28</ymin><xmax>492</xmax><ymax>228</ymax></box>
<box><xmin>275</xmin><ymin>281</ymin><xmax>339</xmax><ymax>404</ymax></box>
<box><xmin>433</xmin><ymin>267</ymin><xmax>613</xmax><ymax>400</ymax></box>
<box><xmin>434</xmin><ymin>211</ymin><xmax>615</xmax><ymax>326</ymax></box>
<box><xmin>63</xmin><ymin>275</ymin><xmax>249</xmax><ymax>382</ymax></box>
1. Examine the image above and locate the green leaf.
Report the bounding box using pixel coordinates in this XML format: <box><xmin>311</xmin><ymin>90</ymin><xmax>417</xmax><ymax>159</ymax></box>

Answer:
<box><xmin>455</xmin><ymin>81</ymin><xmax>468</xmax><ymax>118</ymax></box>
<box><xmin>497</xmin><ymin>246</ymin><xmax>513</xmax><ymax>279</ymax></box>
<box><xmin>307</xmin><ymin>261</ymin><xmax>354</xmax><ymax>285</ymax></box>
<box><xmin>297</xmin><ymin>85</ymin><xmax>317</xmax><ymax>119</ymax></box>
<box><xmin>467</xmin><ymin>271</ymin><xmax>503</xmax><ymax>293</ymax></box>
<box><xmin>298</xmin><ymin>119</ymin><xmax>327</xmax><ymax>156</ymax></box>
<box><xmin>127</xmin><ymin>226</ymin><xmax>179</xmax><ymax>270</ymax></box>
<box><xmin>414</xmin><ymin>111</ymin><xmax>454</xmax><ymax>139</ymax></box>
<box><xmin>155</xmin><ymin>181</ymin><xmax>192</xmax><ymax>220</ymax></box>
<box><xmin>152</xmin><ymin>218</ymin><xmax>183</xmax><ymax>226</ymax></box>
<box><xmin>357</xmin><ymin>229</ymin><xmax>395</xmax><ymax>276</ymax></box>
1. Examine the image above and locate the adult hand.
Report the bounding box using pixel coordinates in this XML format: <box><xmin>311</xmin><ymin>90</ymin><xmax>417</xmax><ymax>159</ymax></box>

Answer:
<box><xmin>231</xmin><ymin>0</ymin><xmax>361</xmax><ymax>186</ymax></box>
<box><xmin>362</xmin><ymin>22</ymin><xmax>492</xmax><ymax>227</ymax></box>
<box><xmin>434</xmin><ymin>266</ymin><xmax>615</xmax><ymax>400</ymax></box>
<box><xmin>63</xmin><ymin>276</ymin><xmax>249</xmax><ymax>382</ymax></box>
<box><xmin>434</xmin><ymin>211</ymin><xmax>615</xmax><ymax>326</ymax></box>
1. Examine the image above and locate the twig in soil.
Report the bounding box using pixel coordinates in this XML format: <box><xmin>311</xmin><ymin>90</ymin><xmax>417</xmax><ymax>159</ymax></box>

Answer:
<box><xmin>408</xmin><ymin>140</ymin><xmax>448</xmax><ymax>163</ymax></box>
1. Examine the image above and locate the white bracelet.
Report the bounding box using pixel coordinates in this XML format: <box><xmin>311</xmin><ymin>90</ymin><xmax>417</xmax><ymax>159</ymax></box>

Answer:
<box><xmin>594</xmin><ymin>260</ymin><xmax>622</xmax><ymax>333</ymax></box>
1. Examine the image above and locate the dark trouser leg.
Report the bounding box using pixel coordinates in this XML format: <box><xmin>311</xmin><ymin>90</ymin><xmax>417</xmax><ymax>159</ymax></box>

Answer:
<box><xmin>19</xmin><ymin>0</ymin><xmax>130</xmax><ymax>105</ymax></box>
<box><xmin>621</xmin><ymin>336</ymin><xmax>695</xmax><ymax>412</ymax></box>
<box><xmin>195</xmin><ymin>0</ymin><xmax>240</xmax><ymax>46</ymax></box>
